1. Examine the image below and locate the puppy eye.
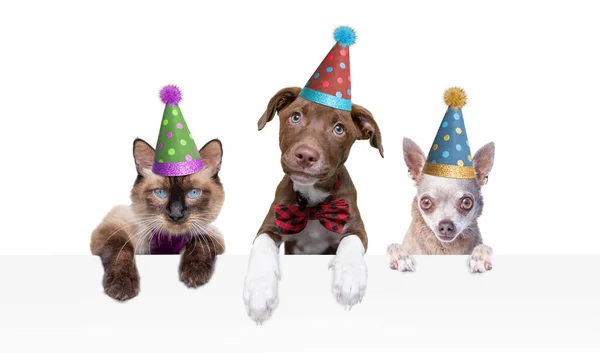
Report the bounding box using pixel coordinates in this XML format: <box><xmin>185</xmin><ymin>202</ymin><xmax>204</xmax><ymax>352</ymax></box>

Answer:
<box><xmin>420</xmin><ymin>197</ymin><xmax>432</xmax><ymax>210</ymax></box>
<box><xmin>187</xmin><ymin>189</ymin><xmax>201</xmax><ymax>199</ymax></box>
<box><xmin>153</xmin><ymin>189</ymin><xmax>168</xmax><ymax>199</ymax></box>
<box><xmin>460</xmin><ymin>197</ymin><xmax>473</xmax><ymax>210</ymax></box>
<box><xmin>290</xmin><ymin>113</ymin><xmax>301</xmax><ymax>124</ymax></box>
<box><xmin>333</xmin><ymin>124</ymin><xmax>345</xmax><ymax>136</ymax></box>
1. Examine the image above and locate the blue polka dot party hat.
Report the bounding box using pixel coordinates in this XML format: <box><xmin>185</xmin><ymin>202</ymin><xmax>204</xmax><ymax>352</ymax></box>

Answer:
<box><xmin>151</xmin><ymin>85</ymin><xmax>203</xmax><ymax>177</ymax></box>
<box><xmin>422</xmin><ymin>87</ymin><xmax>475</xmax><ymax>179</ymax></box>
<box><xmin>298</xmin><ymin>26</ymin><xmax>356</xmax><ymax>111</ymax></box>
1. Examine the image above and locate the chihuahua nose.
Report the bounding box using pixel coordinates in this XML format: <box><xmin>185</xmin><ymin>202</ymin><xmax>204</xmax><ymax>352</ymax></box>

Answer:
<box><xmin>294</xmin><ymin>145</ymin><xmax>320</xmax><ymax>168</ymax></box>
<box><xmin>438</xmin><ymin>220</ymin><xmax>455</xmax><ymax>236</ymax></box>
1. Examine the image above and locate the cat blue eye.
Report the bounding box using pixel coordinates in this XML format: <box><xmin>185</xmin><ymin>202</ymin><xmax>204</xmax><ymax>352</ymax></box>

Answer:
<box><xmin>154</xmin><ymin>189</ymin><xmax>168</xmax><ymax>199</ymax></box>
<box><xmin>187</xmin><ymin>189</ymin><xmax>201</xmax><ymax>199</ymax></box>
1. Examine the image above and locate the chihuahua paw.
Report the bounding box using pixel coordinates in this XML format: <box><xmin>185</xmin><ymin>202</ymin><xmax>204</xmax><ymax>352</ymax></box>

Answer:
<box><xmin>469</xmin><ymin>244</ymin><xmax>493</xmax><ymax>273</ymax></box>
<box><xmin>387</xmin><ymin>243</ymin><xmax>416</xmax><ymax>272</ymax></box>
<box><xmin>330</xmin><ymin>255</ymin><xmax>367</xmax><ymax>309</ymax></box>
<box><xmin>103</xmin><ymin>265</ymin><xmax>140</xmax><ymax>301</ymax></box>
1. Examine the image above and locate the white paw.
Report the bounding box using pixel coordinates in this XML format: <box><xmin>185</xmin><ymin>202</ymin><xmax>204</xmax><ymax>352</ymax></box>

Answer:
<box><xmin>468</xmin><ymin>244</ymin><xmax>493</xmax><ymax>273</ymax></box>
<box><xmin>243</xmin><ymin>234</ymin><xmax>281</xmax><ymax>324</ymax></box>
<box><xmin>330</xmin><ymin>257</ymin><xmax>367</xmax><ymax>309</ymax></box>
<box><xmin>387</xmin><ymin>243</ymin><xmax>416</xmax><ymax>272</ymax></box>
<box><xmin>243</xmin><ymin>271</ymin><xmax>279</xmax><ymax>324</ymax></box>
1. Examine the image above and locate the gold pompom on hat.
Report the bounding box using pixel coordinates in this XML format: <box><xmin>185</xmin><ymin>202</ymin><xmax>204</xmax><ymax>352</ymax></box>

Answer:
<box><xmin>422</xmin><ymin>87</ymin><xmax>476</xmax><ymax>179</ymax></box>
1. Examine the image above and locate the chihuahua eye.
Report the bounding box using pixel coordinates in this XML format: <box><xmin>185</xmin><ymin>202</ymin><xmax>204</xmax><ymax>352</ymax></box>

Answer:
<box><xmin>420</xmin><ymin>197</ymin><xmax>432</xmax><ymax>210</ymax></box>
<box><xmin>333</xmin><ymin>124</ymin><xmax>345</xmax><ymax>136</ymax></box>
<box><xmin>290</xmin><ymin>113</ymin><xmax>301</xmax><ymax>124</ymax></box>
<box><xmin>460</xmin><ymin>197</ymin><xmax>473</xmax><ymax>211</ymax></box>
<box><xmin>153</xmin><ymin>188</ymin><xmax>168</xmax><ymax>199</ymax></box>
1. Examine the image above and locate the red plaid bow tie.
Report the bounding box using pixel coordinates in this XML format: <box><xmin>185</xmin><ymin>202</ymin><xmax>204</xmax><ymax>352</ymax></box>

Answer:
<box><xmin>274</xmin><ymin>173</ymin><xmax>350</xmax><ymax>235</ymax></box>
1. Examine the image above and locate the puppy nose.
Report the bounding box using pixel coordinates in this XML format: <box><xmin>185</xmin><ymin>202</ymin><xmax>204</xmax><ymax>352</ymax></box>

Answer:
<box><xmin>294</xmin><ymin>145</ymin><xmax>320</xmax><ymax>167</ymax></box>
<box><xmin>438</xmin><ymin>220</ymin><xmax>455</xmax><ymax>236</ymax></box>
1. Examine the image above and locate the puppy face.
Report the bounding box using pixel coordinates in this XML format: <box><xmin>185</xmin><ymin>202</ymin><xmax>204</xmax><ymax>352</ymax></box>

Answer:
<box><xmin>258</xmin><ymin>87</ymin><xmax>384</xmax><ymax>185</ymax></box>
<box><xmin>403</xmin><ymin>137</ymin><xmax>495</xmax><ymax>243</ymax></box>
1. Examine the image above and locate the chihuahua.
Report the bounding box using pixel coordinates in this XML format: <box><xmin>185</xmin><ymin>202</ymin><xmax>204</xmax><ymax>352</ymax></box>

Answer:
<box><xmin>387</xmin><ymin>137</ymin><xmax>495</xmax><ymax>273</ymax></box>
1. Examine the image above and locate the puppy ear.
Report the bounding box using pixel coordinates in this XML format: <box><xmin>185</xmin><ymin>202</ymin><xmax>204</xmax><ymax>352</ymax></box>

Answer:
<box><xmin>199</xmin><ymin>139</ymin><xmax>223</xmax><ymax>177</ymax></box>
<box><xmin>473</xmin><ymin>142</ymin><xmax>495</xmax><ymax>186</ymax></box>
<box><xmin>351</xmin><ymin>104</ymin><xmax>384</xmax><ymax>158</ymax></box>
<box><xmin>133</xmin><ymin>138</ymin><xmax>155</xmax><ymax>176</ymax></box>
<box><xmin>403</xmin><ymin>137</ymin><xmax>426</xmax><ymax>181</ymax></box>
<box><xmin>258</xmin><ymin>87</ymin><xmax>301</xmax><ymax>131</ymax></box>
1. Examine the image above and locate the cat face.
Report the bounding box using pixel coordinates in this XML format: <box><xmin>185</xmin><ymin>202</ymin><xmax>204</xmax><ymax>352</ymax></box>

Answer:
<box><xmin>130</xmin><ymin>138</ymin><xmax>224</xmax><ymax>237</ymax></box>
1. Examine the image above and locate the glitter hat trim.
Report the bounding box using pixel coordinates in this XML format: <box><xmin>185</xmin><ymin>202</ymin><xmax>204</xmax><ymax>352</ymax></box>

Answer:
<box><xmin>422</xmin><ymin>162</ymin><xmax>475</xmax><ymax>179</ymax></box>
<box><xmin>299</xmin><ymin>87</ymin><xmax>352</xmax><ymax>111</ymax></box>
<box><xmin>152</xmin><ymin>158</ymin><xmax>204</xmax><ymax>177</ymax></box>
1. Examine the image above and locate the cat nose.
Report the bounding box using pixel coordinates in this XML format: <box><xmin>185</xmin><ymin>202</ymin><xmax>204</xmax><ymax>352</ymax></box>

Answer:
<box><xmin>168</xmin><ymin>213</ymin><xmax>185</xmax><ymax>223</ymax></box>
<box><xmin>438</xmin><ymin>220</ymin><xmax>455</xmax><ymax>236</ymax></box>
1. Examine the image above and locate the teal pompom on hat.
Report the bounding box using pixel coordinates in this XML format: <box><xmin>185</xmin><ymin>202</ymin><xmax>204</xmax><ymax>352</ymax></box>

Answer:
<box><xmin>422</xmin><ymin>87</ymin><xmax>475</xmax><ymax>179</ymax></box>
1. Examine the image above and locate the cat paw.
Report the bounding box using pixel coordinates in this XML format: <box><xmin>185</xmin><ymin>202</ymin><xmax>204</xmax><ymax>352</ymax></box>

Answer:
<box><xmin>387</xmin><ymin>243</ymin><xmax>416</xmax><ymax>272</ymax></box>
<box><xmin>179</xmin><ymin>257</ymin><xmax>215</xmax><ymax>288</ymax></box>
<box><xmin>103</xmin><ymin>266</ymin><xmax>140</xmax><ymax>301</ymax></box>
<box><xmin>330</xmin><ymin>254</ymin><xmax>367</xmax><ymax>309</ymax></box>
<box><xmin>468</xmin><ymin>244</ymin><xmax>493</xmax><ymax>273</ymax></box>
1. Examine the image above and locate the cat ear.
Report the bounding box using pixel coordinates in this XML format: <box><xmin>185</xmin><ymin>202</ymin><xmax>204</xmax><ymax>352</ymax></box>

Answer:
<box><xmin>133</xmin><ymin>138</ymin><xmax>155</xmax><ymax>176</ymax></box>
<box><xmin>199</xmin><ymin>139</ymin><xmax>223</xmax><ymax>177</ymax></box>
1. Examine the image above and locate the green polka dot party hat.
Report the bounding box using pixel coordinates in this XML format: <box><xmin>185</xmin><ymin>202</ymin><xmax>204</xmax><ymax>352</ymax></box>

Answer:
<box><xmin>151</xmin><ymin>85</ymin><xmax>203</xmax><ymax>176</ymax></box>
<box><xmin>422</xmin><ymin>87</ymin><xmax>475</xmax><ymax>179</ymax></box>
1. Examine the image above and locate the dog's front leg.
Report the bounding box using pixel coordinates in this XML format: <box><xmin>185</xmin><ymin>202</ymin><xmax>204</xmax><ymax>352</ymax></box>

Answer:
<box><xmin>468</xmin><ymin>244</ymin><xmax>493</xmax><ymax>273</ymax></box>
<box><xmin>330</xmin><ymin>234</ymin><xmax>367</xmax><ymax>309</ymax></box>
<box><xmin>243</xmin><ymin>233</ymin><xmax>281</xmax><ymax>324</ymax></box>
<box><xmin>386</xmin><ymin>243</ymin><xmax>416</xmax><ymax>272</ymax></box>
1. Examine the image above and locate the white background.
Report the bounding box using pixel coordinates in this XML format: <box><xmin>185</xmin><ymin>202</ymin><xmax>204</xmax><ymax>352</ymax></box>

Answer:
<box><xmin>1</xmin><ymin>0</ymin><xmax>599</xmax><ymax>255</ymax></box>
<box><xmin>2</xmin><ymin>0</ymin><xmax>600</xmax><ymax>349</ymax></box>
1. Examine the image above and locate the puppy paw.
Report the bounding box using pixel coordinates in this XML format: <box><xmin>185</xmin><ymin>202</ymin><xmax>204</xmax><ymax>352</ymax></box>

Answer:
<box><xmin>330</xmin><ymin>255</ymin><xmax>367</xmax><ymax>309</ymax></box>
<box><xmin>468</xmin><ymin>244</ymin><xmax>493</xmax><ymax>273</ymax></box>
<box><xmin>103</xmin><ymin>265</ymin><xmax>140</xmax><ymax>301</ymax></box>
<box><xmin>243</xmin><ymin>269</ymin><xmax>280</xmax><ymax>325</ymax></box>
<box><xmin>179</xmin><ymin>256</ymin><xmax>215</xmax><ymax>288</ymax></box>
<box><xmin>387</xmin><ymin>243</ymin><xmax>416</xmax><ymax>272</ymax></box>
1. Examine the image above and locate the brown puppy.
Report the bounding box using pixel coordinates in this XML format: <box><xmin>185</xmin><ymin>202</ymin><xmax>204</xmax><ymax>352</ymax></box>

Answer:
<box><xmin>243</xmin><ymin>87</ymin><xmax>383</xmax><ymax>324</ymax></box>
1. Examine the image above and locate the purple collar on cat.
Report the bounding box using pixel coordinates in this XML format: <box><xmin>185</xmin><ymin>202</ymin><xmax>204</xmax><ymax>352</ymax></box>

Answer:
<box><xmin>150</xmin><ymin>232</ymin><xmax>192</xmax><ymax>255</ymax></box>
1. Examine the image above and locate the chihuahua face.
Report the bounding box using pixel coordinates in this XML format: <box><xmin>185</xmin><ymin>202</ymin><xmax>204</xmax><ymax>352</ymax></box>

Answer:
<box><xmin>403</xmin><ymin>137</ymin><xmax>495</xmax><ymax>243</ymax></box>
<box><xmin>257</xmin><ymin>87</ymin><xmax>384</xmax><ymax>186</ymax></box>
<box><xmin>416</xmin><ymin>175</ymin><xmax>483</xmax><ymax>243</ymax></box>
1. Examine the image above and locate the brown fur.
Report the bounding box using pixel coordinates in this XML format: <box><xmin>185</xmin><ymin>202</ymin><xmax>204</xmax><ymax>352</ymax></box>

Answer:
<box><xmin>90</xmin><ymin>138</ymin><xmax>225</xmax><ymax>301</ymax></box>
<box><xmin>256</xmin><ymin>87</ymin><xmax>383</xmax><ymax>253</ymax></box>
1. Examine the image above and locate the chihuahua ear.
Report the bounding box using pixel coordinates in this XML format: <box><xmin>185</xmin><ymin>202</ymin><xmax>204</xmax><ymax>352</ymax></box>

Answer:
<box><xmin>133</xmin><ymin>138</ymin><xmax>155</xmax><ymax>176</ymax></box>
<box><xmin>403</xmin><ymin>137</ymin><xmax>426</xmax><ymax>181</ymax></box>
<box><xmin>473</xmin><ymin>142</ymin><xmax>495</xmax><ymax>186</ymax></box>
<box><xmin>199</xmin><ymin>139</ymin><xmax>223</xmax><ymax>177</ymax></box>
<box><xmin>351</xmin><ymin>104</ymin><xmax>384</xmax><ymax>158</ymax></box>
<box><xmin>258</xmin><ymin>87</ymin><xmax>301</xmax><ymax>131</ymax></box>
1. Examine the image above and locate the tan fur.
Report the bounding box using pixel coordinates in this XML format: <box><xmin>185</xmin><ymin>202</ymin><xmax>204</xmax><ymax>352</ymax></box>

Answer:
<box><xmin>90</xmin><ymin>138</ymin><xmax>226</xmax><ymax>300</ymax></box>
<box><xmin>388</xmin><ymin>137</ymin><xmax>495</xmax><ymax>273</ymax></box>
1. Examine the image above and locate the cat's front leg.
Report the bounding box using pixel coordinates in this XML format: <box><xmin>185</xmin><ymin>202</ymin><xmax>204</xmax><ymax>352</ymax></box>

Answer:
<box><xmin>179</xmin><ymin>237</ymin><xmax>217</xmax><ymax>288</ymax></box>
<box><xmin>99</xmin><ymin>235</ymin><xmax>140</xmax><ymax>301</ymax></box>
